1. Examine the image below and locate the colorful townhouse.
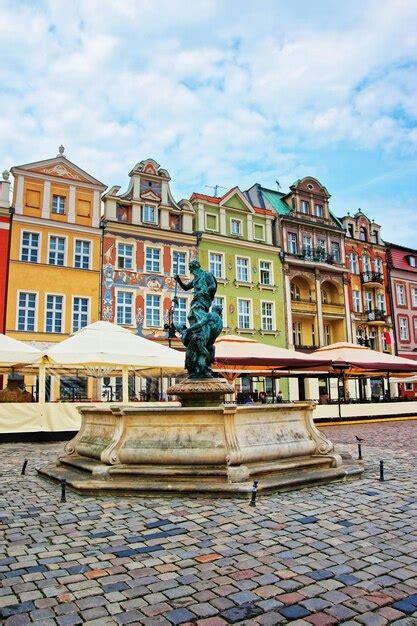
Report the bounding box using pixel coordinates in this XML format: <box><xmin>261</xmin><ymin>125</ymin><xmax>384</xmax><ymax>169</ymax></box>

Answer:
<box><xmin>340</xmin><ymin>210</ymin><xmax>392</xmax><ymax>352</ymax></box>
<box><xmin>246</xmin><ymin>177</ymin><xmax>350</xmax><ymax>400</ymax></box>
<box><xmin>0</xmin><ymin>170</ymin><xmax>11</xmax><ymax>333</ymax></box>
<box><xmin>101</xmin><ymin>158</ymin><xmax>197</xmax><ymax>350</ymax></box>
<box><xmin>6</xmin><ymin>147</ymin><xmax>106</xmax><ymax>399</ymax></box>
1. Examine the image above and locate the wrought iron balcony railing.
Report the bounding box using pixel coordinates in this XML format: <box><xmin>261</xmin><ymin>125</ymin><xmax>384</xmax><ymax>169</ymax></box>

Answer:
<box><xmin>361</xmin><ymin>271</ymin><xmax>383</xmax><ymax>285</ymax></box>
<box><xmin>366</xmin><ymin>309</ymin><xmax>386</xmax><ymax>322</ymax></box>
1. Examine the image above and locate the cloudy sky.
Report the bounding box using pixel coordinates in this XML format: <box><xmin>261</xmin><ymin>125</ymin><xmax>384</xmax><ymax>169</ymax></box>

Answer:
<box><xmin>1</xmin><ymin>0</ymin><xmax>417</xmax><ymax>245</ymax></box>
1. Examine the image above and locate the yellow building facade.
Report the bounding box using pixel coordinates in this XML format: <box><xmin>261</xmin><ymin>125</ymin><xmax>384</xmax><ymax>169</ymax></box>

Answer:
<box><xmin>6</xmin><ymin>148</ymin><xmax>106</xmax><ymax>351</ymax></box>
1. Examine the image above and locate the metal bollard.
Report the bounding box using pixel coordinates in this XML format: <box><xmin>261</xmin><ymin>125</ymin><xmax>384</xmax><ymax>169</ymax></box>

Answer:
<box><xmin>21</xmin><ymin>460</ymin><xmax>28</xmax><ymax>475</ymax></box>
<box><xmin>357</xmin><ymin>442</ymin><xmax>362</xmax><ymax>460</ymax></box>
<box><xmin>60</xmin><ymin>478</ymin><xmax>67</xmax><ymax>503</ymax></box>
<box><xmin>249</xmin><ymin>480</ymin><xmax>258</xmax><ymax>507</ymax></box>
<box><xmin>379</xmin><ymin>460</ymin><xmax>384</xmax><ymax>482</ymax></box>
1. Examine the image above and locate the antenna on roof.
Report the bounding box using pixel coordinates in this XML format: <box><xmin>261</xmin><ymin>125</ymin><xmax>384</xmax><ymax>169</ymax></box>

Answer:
<box><xmin>275</xmin><ymin>180</ymin><xmax>281</xmax><ymax>191</ymax></box>
<box><xmin>205</xmin><ymin>185</ymin><xmax>227</xmax><ymax>197</ymax></box>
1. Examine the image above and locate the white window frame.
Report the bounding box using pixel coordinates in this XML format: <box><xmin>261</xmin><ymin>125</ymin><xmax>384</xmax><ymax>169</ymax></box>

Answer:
<box><xmin>253</xmin><ymin>223</ymin><xmax>265</xmax><ymax>241</ymax></box>
<box><xmin>20</xmin><ymin>230</ymin><xmax>41</xmax><ymax>263</ymax></box>
<box><xmin>205</xmin><ymin>212</ymin><xmax>219</xmax><ymax>231</ymax></box>
<box><xmin>315</xmin><ymin>203</ymin><xmax>324</xmax><ymax>217</ymax></box>
<box><xmin>115</xmin><ymin>289</ymin><xmax>135</xmax><ymax>326</ymax></box>
<box><xmin>396</xmin><ymin>283</ymin><xmax>406</xmax><ymax>306</ymax></box>
<box><xmin>52</xmin><ymin>194</ymin><xmax>66</xmax><ymax>215</ymax></box>
<box><xmin>331</xmin><ymin>241</ymin><xmax>340</xmax><ymax>263</ymax></box>
<box><xmin>172</xmin><ymin>250</ymin><xmax>188</xmax><ymax>277</ymax></box>
<box><xmin>173</xmin><ymin>296</ymin><xmax>188</xmax><ymax>328</ymax></box>
<box><xmin>259</xmin><ymin>259</ymin><xmax>273</xmax><ymax>286</ymax></box>
<box><xmin>73</xmin><ymin>238</ymin><xmax>92</xmax><ymax>270</ymax></box>
<box><xmin>362</xmin><ymin>254</ymin><xmax>371</xmax><ymax>274</ymax></box>
<box><xmin>237</xmin><ymin>298</ymin><xmax>253</xmax><ymax>330</ymax></box>
<box><xmin>48</xmin><ymin>234</ymin><xmax>67</xmax><ymax>266</ymax></box>
<box><xmin>349</xmin><ymin>252</ymin><xmax>358</xmax><ymax>274</ymax></box>
<box><xmin>365</xmin><ymin>291</ymin><xmax>373</xmax><ymax>312</ymax></box>
<box><xmin>376</xmin><ymin>293</ymin><xmax>385</xmax><ymax>312</ymax></box>
<box><xmin>16</xmin><ymin>290</ymin><xmax>38</xmax><ymax>332</ymax></box>
<box><xmin>411</xmin><ymin>286</ymin><xmax>417</xmax><ymax>307</ymax></box>
<box><xmin>145</xmin><ymin>246</ymin><xmax>162</xmax><ymax>274</ymax></box>
<box><xmin>72</xmin><ymin>296</ymin><xmax>91</xmax><ymax>333</ymax></box>
<box><xmin>209</xmin><ymin>251</ymin><xmax>224</xmax><ymax>279</ymax></box>
<box><xmin>230</xmin><ymin>218</ymin><xmax>242</xmax><ymax>236</ymax></box>
<box><xmin>142</xmin><ymin>204</ymin><xmax>157</xmax><ymax>224</ymax></box>
<box><xmin>144</xmin><ymin>292</ymin><xmax>162</xmax><ymax>328</ymax></box>
<box><xmin>288</xmin><ymin>232</ymin><xmax>298</xmax><ymax>255</ymax></box>
<box><xmin>374</xmin><ymin>257</ymin><xmax>382</xmax><ymax>274</ymax></box>
<box><xmin>352</xmin><ymin>290</ymin><xmax>361</xmax><ymax>313</ymax></box>
<box><xmin>212</xmin><ymin>295</ymin><xmax>227</xmax><ymax>326</ymax></box>
<box><xmin>45</xmin><ymin>293</ymin><xmax>65</xmax><ymax>334</ymax></box>
<box><xmin>300</xmin><ymin>200</ymin><xmax>309</xmax><ymax>214</ymax></box>
<box><xmin>261</xmin><ymin>300</ymin><xmax>275</xmax><ymax>331</ymax></box>
<box><xmin>399</xmin><ymin>317</ymin><xmax>409</xmax><ymax>341</ymax></box>
<box><xmin>236</xmin><ymin>256</ymin><xmax>250</xmax><ymax>283</ymax></box>
<box><xmin>117</xmin><ymin>242</ymin><xmax>135</xmax><ymax>271</ymax></box>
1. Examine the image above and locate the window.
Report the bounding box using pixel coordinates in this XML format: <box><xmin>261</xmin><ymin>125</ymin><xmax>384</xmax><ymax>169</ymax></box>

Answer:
<box><xmin>399</xmin><ymin>317</ymin><xmax>409</xmax><ymax>341</ymax></box>
<box><xmin>365</xmin><ymin>292</ymin><xmax>373</xmax><ymax>312</ymax></box>
<box><xmin>236</xmin><ymin>257</ymin><xmax>249</xmax><ymax>282</ymax></box>
<box><xmin>362</xmin><ymin>255</ymin><xmax>371</xmax><ymax>274</ymax></box>
<box><xmin>117</xmin><ymin>291</ymin><xmax>133</xmax><ymax>325</ymax></box>
<box><xmin>231</xmin><ymin>219</ymin><xmax>241</xmax><ymax>236</ymax></box>
<box><xmin>173</xmin><ymin>251</ymin><xmax>187</xmax><ymax>276</ymax></box>
<box><xmin>45</xmin><ymin>295</ymin><xmax>64</xmax><ymax>333</ymax></box>
<box><xmin>209</xmin><ymin>252</ymin><xmax>223</xmax><ymax>278</ymax></box>
<box><xmin>72</xmin><ymin>297</ymin><xmax>89</xmax><ymax>332</ymax></box>
<box><xmin>322</xmin><ymin>289</ymin><xmax>328</xmax><ymax>304</ymax></box>
<box><xmin>349</xmin><ymin>253</ymin><xmax>358</xmax><ymax>274</ymax></box>
<box><xmin>206</xmin><ymin>214</ymin><xmax>218</xmax><ymax>230</ymax></box>
<box><xmin>143</xmin><ymin>204</ymin><xmax>156</xmax><ymax>224</ymax></box>
<box><xmin>212</xmin><ymin>296</ymin><xmax>226</xmax><ymax>325</ymax></box>
<box><xmin>74</xmin><ymin>240</ymin><xmax>91</xmax><ymax>269</ymax></box>
<box><xmin>408</xmin><ymin>256</ymin><xmax>417</xmax><ymax>267</ymax></box>
<box><xmin>17</xmin><ymin>292</ymin><xmax>36</xmax><ymax>331</ymax></box>
<box><xmin>254</xmin><ymin>224</ymin><xmax>265</xmax><ymax>240</ymax></box>
<box><xmin>325</xmin><ymin>324</ymin><xmax>331</xmax><ymax>346</ymax></box>
<box><xmin>360</xmin><ymin>226</ymin><xmax>367</xmax><ymax>241</ymax></box>
<box><xmin>48</xmin><ymin>236</ymin><xmax>65</xmax><ymax>266</ymax></box>
<box><xmin>372</xmin><ymin>230</ymin><xmax>378</xmax><ymax>244</ymax></box>
<box><xmin>146</xmin><ymin>293</ymin><xmax>161</xmax><ymax>327</ymax></box>
<box><xmin>259</xmin><ymin>261</ymin><xmax>272</xmax><ymax>285</ymax></box>
<box><xmin>300</xmin><ymin>200</ymin><xmax>309</xmax><ymax>214</ymax></box>
<box><xmin>291</xmin><ymin>283</ymin><xmax>300</xmax><ymax>301</ymax></box>
<box><xmin>331</xmin><ymin>242</ymin><xmax>340</xmax><ymax>263</ymax></box>
<box><xmin>302</xmin><ymin>235</ymin><xmax>312</xmax><ymax>259</ymax></box>
<box><xmin>261</xmin><ymin>302</ymin><xmax>274</xmax><ymax>331</ymax></box>
<box><xmin>396</xmin><ymin>284</ymin><xmax>405</xmax><ymax>306</ymax></box>
<box><xmin>293</xmin><ymin>322</ymin><xmax>302</xmax><ymax>346</ymax></box>
<box><xmin>21</xmin><ymin>232</ymin><xmax>39</xmax><ymax>263</ymax></box>
<box><xmin>173</xmin><ymin>296</ymin><xmax>187</xmax><ymax>328</ymax></box>
<box><xmin>238</xmin><ymin>299</ymin><xmax>251</xmax><ymax>329</ymax></box>
<box><xmin>376</xmin><ymin>293</ymin><xmax>385</xmax><ymax>312</ymax></box>
<box><xmin>411</xmin><ymin>287</ymin><xmax>417</xmax><ymax>307</ymax></box>
<box><xmin>312</xmin><ymin>323</ymin><xmax>316</xmax><ymax>346</ymax></box>
<box><xmin>117</xmin><ymin>243</ymin><xmax>134</xmax><ymax>270</ymax></box>
<box><xmin>374</xmin><ymin>257</ymin><xmax>382</xmax><ymax>275</ymax></box>
<box><xmin>347</xmin><ymin>224</ymin><xmax>354</xmax><ymax>238</ymax></box>
<box><xmin>52</xmin><ymin>194</ymin><xmax>65</xmax><ymax>214</ymax></box>
<box><xmin>315</xmin><ymin>204</ymin><xmax>324</xmax><ymax>217</ymax></box>
<box><xmin>288</xmin><ymin>233</ymin><xmax>298</xmax><ymax>255</ymax></box>
<box><xmin>317</xmin><ymin>238</ymin><xmax>326</xmax><ymax>251</ymax></box>
<box><xmin>145</xmin><ymin>247</ymin><xmax>161</xmax><ymax>273</ymax></box>
<box><xmin>352</xmin><ymin>290</ymin><xmax>361</xmax><ymax>312</ymax></box>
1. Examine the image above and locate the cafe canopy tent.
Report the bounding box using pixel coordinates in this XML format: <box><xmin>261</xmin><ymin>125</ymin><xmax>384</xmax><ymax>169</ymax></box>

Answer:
<box><xmin>44</xmin><ymin>321</ymin><xmax>185</xmax><ymax>402</ymax></box>
<box><xmin>213</xmin><ymin>334</ymin><xmax>332</xmax><ymax>380</ymax></box>
<box><xmin>0</xmin><ymin>333</ymin><xmax>42</xmax><ymax>370</ymax></box>
<box><xmin>314</xmin><ymin>342</ymin><xmax>417</xmax><ymax>375</ymax></box>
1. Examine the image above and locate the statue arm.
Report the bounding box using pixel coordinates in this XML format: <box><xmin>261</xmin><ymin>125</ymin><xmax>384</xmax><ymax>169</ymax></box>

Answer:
<box><xmin>176</xmin><ymin>275</ymin><xmax>193</xmax><ymax>291</ymax></box>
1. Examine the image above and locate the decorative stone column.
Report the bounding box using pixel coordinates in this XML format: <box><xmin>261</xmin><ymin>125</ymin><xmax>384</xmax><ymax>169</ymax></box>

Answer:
<box><xmin>315</xmin><ymin>269</ymin><xmax>325</xmax><ymax>345</ymax></box>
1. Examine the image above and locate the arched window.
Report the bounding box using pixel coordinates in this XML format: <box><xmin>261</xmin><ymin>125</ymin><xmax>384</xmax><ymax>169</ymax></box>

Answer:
<box><xmin>360</xmin><ymin>226</ymin><xmax>367</xmax><ymax>242</ymax></box>
<box><xmin>362</xmin><ymin>255</ymin><xmax>371</xmax><ymax>273</ymax></box>
<box><xmin>349</xmin><ymin>252</ymin><xmax>358</xmax><ymax>274</ymax></box>
<box><xmin>322</xmin><ymin>289</ymin><xmax>328</xmax><ymax>304</ymax></box>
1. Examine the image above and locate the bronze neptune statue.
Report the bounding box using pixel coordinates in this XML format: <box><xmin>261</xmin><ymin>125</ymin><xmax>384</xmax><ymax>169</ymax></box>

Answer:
<box><xmin>175</xmin><ymin>260</ymin><xmax>223</xmax><ymax>379</ymax></box>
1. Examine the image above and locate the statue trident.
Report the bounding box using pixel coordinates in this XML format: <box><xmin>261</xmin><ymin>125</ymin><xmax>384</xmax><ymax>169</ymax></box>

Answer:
<box><xmin>175</xmin><ymin>260</ymin><xmax>223</xmax><ymax>379</ymax></box>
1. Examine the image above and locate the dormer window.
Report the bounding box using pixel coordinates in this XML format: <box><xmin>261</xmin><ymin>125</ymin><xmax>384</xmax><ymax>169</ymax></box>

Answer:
<box><xmin>300</xmin><ymin>200</ymin><xmax>309</xmax><ymax>214</ymax></box>
<box><xmin>347</xmin><ymin>224</ymin><xmax>354</xmax><ymax>238</ymax></box>
<box><xmin>407</xmin><ymin>255</ymin><xmax>417</xmax><ymax>267</ymax></box>
<box><xmin>360</xmin><ymin>226</ymin><xmax>367</xmax><ymax>241</ymax></box>
<box><xmin>143</xmin><ymin>204</ymin><xmax>157</xmax><ymax>224</ymax></box>
<box><xmin>372</xmin><ymin>230</ymin><xmax>378</xmax><ymax>244</ymax></box>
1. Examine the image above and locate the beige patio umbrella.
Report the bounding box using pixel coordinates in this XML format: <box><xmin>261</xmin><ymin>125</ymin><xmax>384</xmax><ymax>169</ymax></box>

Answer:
<box><xmin>0</xmin><ymin>333</ymin><xmax>42</xmax><ymax>369</ymax></box>
<box><xmin>314</xmin><ymin>342</ymin><xmax>417</xmax><ymax>374</ymax></box>
<box><xmin>45</xmin><ymin>321</ymin><xmax>185</xmax><ymax>402</ymax></box>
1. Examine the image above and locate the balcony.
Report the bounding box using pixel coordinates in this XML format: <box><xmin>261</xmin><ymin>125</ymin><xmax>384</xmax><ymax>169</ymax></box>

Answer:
<box><xmin>291</xmin><ymin>298</ymin><xmax>317</xmax><ymax>315</ymax></box>
<box><xmin>361</xmin><ymin>271</ymin><xmax>383</xmax><ymax>287</ymax></box>
<box><xmin>322</xmin><ymin>302</ymin><xmax>345</xmax><ymax>317</ymax></box>
<box><xmin>365</xmin><ymin>309</ymin><xmax>387</xmax><ymax>325</ymax></box>
<box><xmin>292</xmin><ymin>247</ymin><xmax>337</xmax><ymax>265</ymax></box>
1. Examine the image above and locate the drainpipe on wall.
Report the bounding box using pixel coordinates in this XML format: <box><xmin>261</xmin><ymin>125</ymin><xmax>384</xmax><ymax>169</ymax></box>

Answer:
<box><xmin>3</xmin><ymin>206</ymin><xmax>14</xmax><ymax>334</ymax></box>
<box><xmin>386</xmin><ymin>257</ymin><xmax>398</xmax><ymax>355</ymax></box>
<box><xmin>99</xmin><ymin>217</ymin><xmax>108</xmax><ymax>320</ymax></box>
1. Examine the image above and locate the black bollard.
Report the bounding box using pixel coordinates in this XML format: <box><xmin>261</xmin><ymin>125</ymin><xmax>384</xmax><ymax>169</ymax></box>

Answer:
<box><xmin>357</xmin><ymin>442</ymin><xmax>362</xmax><ymax>460</ymax></box>
<box><xmin>379</xmin><ymin>460</ymin><xmax>384</xmax><ymax>482</ymax></box>
<box><xmin>249</xmin><ymin>480</ymin><xmax>258</xmax><ymax>507</ymax></box>
<box><xmin>60</xmin><ymin>478</ymin><xmax>67</xmax><ymax>503</ymax></box>
<box><xmin>21</xmin><ymin>460</ymin><xmax>28</xmax><ymax>475</ymax></box>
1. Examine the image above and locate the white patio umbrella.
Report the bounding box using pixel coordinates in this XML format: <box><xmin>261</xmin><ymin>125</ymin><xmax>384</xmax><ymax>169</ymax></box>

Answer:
<box><xmin>0</xmin><ymin>333</ymin><xmax>42</xmax><ymax>369</ymax></box>
<box><xmin>45</xmin><ymin>321</ymin><xmax>185</xmax><ymax>402</ymax></box>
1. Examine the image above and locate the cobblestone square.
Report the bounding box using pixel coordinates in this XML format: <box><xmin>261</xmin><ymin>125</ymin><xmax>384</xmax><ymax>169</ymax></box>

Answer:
<box><xmin>1</xmin><ymin>421</ymin><xmax>416</xmax><ymax>625</ymax></box>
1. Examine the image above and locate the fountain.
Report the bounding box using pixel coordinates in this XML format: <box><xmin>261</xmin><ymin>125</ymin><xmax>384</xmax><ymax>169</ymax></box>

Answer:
<box><xmin>40</xmin><ymin>262</ymin><xmax>362</xmax><ymax>494</ymax></box>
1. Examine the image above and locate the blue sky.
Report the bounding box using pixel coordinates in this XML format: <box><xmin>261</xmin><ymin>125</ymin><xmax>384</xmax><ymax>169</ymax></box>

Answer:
<box><xmin>1</xmin><ymin>0</ymin><xmax>417</xmax><ymax>245</ymax></box>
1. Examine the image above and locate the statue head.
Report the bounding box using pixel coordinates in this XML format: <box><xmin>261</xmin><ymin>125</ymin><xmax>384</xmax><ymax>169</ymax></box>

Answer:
<box><xmin>189</xmin><ymin>259</ymin><xmax>201</xmax><ymax>274</ymax></box>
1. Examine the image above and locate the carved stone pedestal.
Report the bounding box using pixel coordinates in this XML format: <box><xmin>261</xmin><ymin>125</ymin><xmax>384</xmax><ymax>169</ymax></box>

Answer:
<box><xmin>39</xmin><ymin>402</ymin><xmax>363</xmax><ymax>495</ymax></box>
<box><xmin>167</xmin><ymin>377</ymin><xmax>235</xmax><ymax>407</ymax></box>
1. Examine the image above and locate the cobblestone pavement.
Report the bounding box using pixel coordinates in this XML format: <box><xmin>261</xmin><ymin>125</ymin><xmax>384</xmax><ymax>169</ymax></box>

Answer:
<box><xmin>1</xmin><ymin>420</ymin><xmax>416</xmax><ymax>626</ymax></box>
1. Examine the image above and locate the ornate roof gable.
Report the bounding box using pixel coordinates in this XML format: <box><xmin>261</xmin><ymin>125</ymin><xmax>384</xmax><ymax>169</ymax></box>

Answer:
<box><xmin>11</xmin><ymin>154</ymin><xmax>106</xmax><ymax>188</ymax></box>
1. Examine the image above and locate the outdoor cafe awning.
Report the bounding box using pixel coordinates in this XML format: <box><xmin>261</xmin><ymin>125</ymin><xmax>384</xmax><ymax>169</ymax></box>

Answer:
<box><xmin>314</xmin><ymin>342</ymin><xmax>417</xmax><ymax>375</ymax></box>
